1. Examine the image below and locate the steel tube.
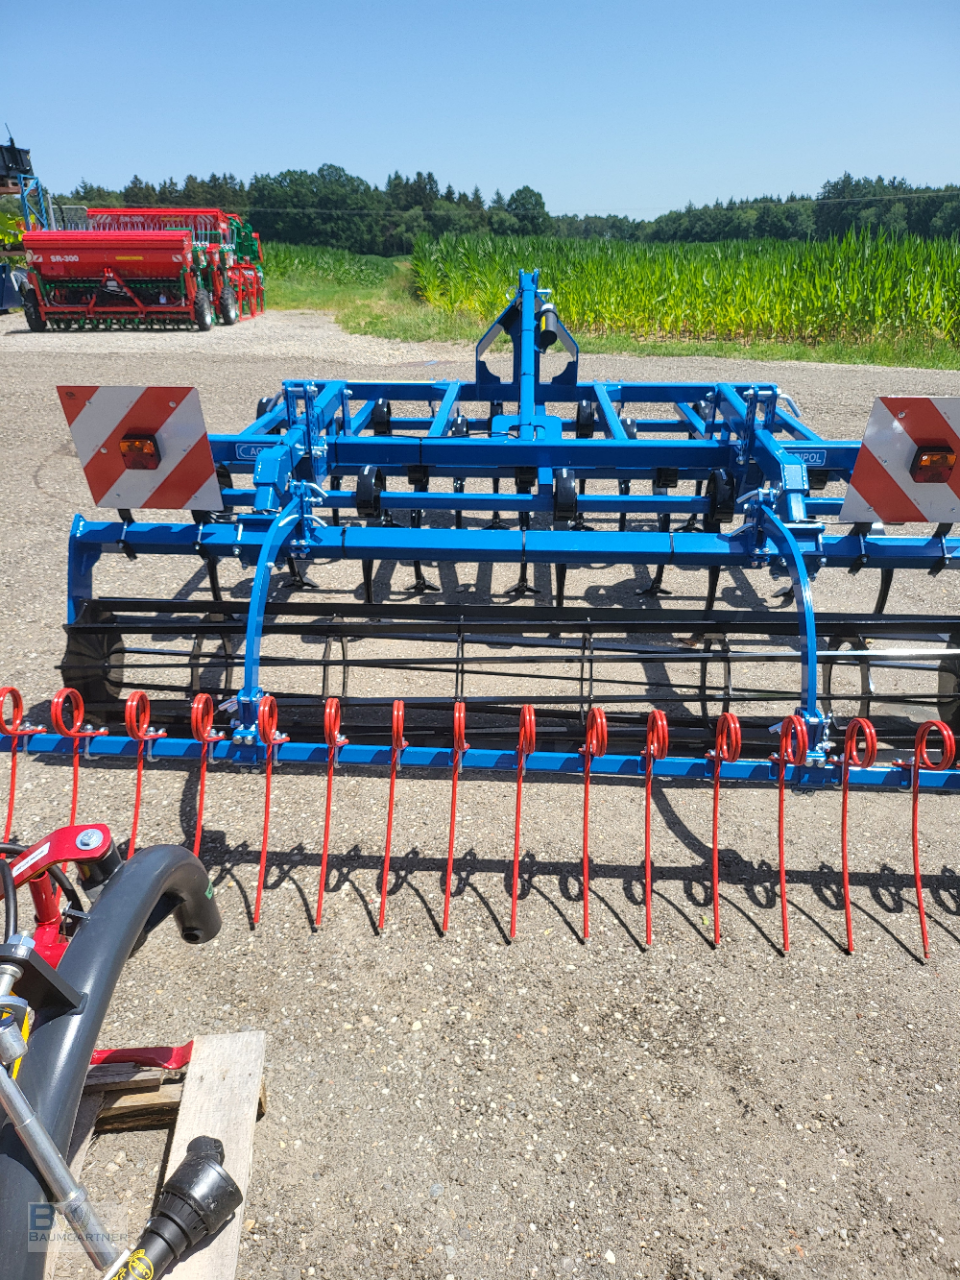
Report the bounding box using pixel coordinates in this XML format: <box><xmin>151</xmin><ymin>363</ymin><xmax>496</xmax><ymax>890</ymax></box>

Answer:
<box><xmin>0</xmin><ymin>1066</ymin><xmax>120</xmax><ymax>1270</ymax></box>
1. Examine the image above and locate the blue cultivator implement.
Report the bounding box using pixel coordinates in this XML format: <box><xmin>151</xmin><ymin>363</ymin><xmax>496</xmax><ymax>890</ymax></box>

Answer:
<box><xmin>3</xmin><ymin>269</ymin><xmax>960</xmax><ymax>947</ymax></box>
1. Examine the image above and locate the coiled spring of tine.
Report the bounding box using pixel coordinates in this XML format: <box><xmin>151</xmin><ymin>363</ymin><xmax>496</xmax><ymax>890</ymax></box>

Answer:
<box><xmin>909</xmin><ymin>720</ymin><xmax>955</xmax><ymax>960</ymax></box>
<box><xmin>443</xmin><ymin>701</ymin><xmax>469</xmax><ymax>934</ymax></box>
<box><xmin>839</xmin><ymin>717</ymin><xmax>877</xmax><ymax>954</ymax></box>
<box><xmin>253</xmin><ymin>695</ymin><xmax>288</xmax><ymax>924</ymax></box>
<box><xmin>124</xmin><ymin>691</ymin><xmax>166</xmax><ymax>860</ymax></box>
<box><xmin>775</xmin><ymin>716</ymin><xmax>808</xmax><ymax>954</ymax></box>
<box><xmin>315</xmin><ymin>697</ymin><xmax>348</xmax><ymax>927</ymax></box>
<box><xmin>709</xmin><ymin>712</ymin><xmax>741</xmax><ymax>947</ymax></box>
<box><xmin>0</xmin><ymin>686</ymin><xmax>43</xmax><ymax>842</ymax></box>
<box><xmin>643</xmin><ymin>710</ymin><xmax>669</xmax><ymax>946</ymax></box>
<box><xmin>580</xmin><ymin>706</ymin><xmax>608</xmax><ymax>942</ymax></box>
<box><xmin>378</xmin><ymin>700</ymin><xmax>408</xmax><ymax>932</ymax></box>
<box><xmin>510</xmin><ymin>705</ymin><xmax>537</xmax><ymax>940</ymax></box>
<box><xmin>190</xmin><ymin>693</ymin><xmax>224</xmax><ymax>857</ymax></box>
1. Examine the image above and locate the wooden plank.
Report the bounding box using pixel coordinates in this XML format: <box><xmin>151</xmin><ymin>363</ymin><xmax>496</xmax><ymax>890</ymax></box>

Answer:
<box><xmin>96</xmin><ymin>1083</ymin><xmax>183</xmax><ymax>1131</ymax></box>
<box><xmin>43</xmin><ymin>1092</ymin><xmax>103</xmax><ymax>1280</ymax></box>
<box><xmin>85</xmin><ymin>1064</ymin><xmax>168</xmax><ymax>1092</ymax></box>
<box><xmin>165</xmin><ymin>1032</ymin><xmax>265</xmax><ymax>1280</ymax></box>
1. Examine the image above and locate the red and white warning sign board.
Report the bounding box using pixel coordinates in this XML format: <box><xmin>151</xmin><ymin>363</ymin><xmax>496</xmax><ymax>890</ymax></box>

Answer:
<box><xmin>57</xmin><ymin>385</ymin><xmax>223</xmax><ymax>511</ymax></box>
<box><xmin>840</xmin><ymin>396</ymin><xmax>960</xmax><ymax>524</ymax></box>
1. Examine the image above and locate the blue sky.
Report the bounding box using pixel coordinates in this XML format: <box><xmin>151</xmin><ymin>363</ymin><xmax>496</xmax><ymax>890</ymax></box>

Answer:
<box><xmin>8</xmin><ymin>0</ymin><xmax>959</xmax><ymax>217</ymax></box>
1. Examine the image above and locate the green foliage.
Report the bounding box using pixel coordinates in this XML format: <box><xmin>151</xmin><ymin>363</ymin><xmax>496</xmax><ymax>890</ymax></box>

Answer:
<box><xmin>262</xmin><ymin>242</ymin><xmax>394</xmax><ymax>287</ymax></box>
<box><xmin>412</xmin><ymin>232</ymin><xmax>960</xmax><ymax>346</ymax></box>
<box><xmin>65</xmin><ymin>163</ymin><xmax>960</xmax><ymax>256</ymax></box>
<box><xmin>814</xmin><ymin>173</ymin><xmax>960</xmax><ymax>239</ymax></box>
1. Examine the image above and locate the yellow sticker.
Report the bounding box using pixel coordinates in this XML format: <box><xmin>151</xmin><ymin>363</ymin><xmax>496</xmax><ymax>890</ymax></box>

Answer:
<box><xmin>127</xmin><ymin>1251</ymin><xmax>154</xmax><ymax>1280</ymax></box>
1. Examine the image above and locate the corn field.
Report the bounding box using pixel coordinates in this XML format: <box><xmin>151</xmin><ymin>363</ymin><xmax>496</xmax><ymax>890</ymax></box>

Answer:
<box><xmin>411</xmin><ymin>232</ymin><xmax>960</xmax><ymax>344</ymax></box>
<box><xmin>262</xmin><ymin>242</ymin><xmax>394</xmax><ymax>288</ymax></box>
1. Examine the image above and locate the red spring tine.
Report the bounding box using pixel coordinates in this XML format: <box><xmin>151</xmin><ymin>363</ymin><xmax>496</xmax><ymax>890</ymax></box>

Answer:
<box><xmin>190</xmin><ymin>693</ymin><xmax>223</xmax><ymax>857</ymax></box>
<box><xmin>710</xmin><ymin>712</ymin><xmax>741</xmax><ymax>947</ymax></box>
<box><xmin>124</xmin><ymin>691</ymin><xmax>167</xmax><ymax>860</ymax></box>
<box><xmin>378</xmin><ymin>700</ymin><xmax>407</xmax><ymax>932</ymax></box>
<box><xmin>510</xmin><ymin>704</ymin><xmax>536</xmax><ymax>940</ymax></box>
<box><xmin>643</xmin><ymin>709</ymin><xmax>669</xmax><ymax>946</ymax></box>
<box><xmin>776</xmin><ymin>715</ymin><xmax>808</xmax><ymax>954</ymax></box>
<box><xmin>442</xmin><ymin>701</ymin><xmax>469</xmax><ymax>934</ymax></box>
<box><xmin>910</xmin><ymin>720</ymin><xmax>955</xmax><ymax>960</ymax></box>
<box><xmin>51</xmin><ymin>688</ymin><xmax>86</xmax><ymax>826</ymax></box>
<box><xmin>316</xmin><ymin>696</ymin><xmax>348</xmax><ymax>927</ymax></box>
<box><xmin>580</xmin><ymin>707</ymin><xmax>608</xmax><ymax>942</ymax></box>
<box><xmin>0</xmin><ymin>687</ymin><xmax>25</xmax><ymax>842</ymax></box>
<box><xmin>253</xmin><ymin>695</ymin><xmax>287</xmax><ymax>925</ymax></box>
<box><xmin>840</xmin><ymin>718</ymin><xmax>877</xmax><ymax>954</ymax></box>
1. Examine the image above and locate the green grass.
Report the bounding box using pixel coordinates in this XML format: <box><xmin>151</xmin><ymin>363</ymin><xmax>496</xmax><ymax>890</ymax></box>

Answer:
<box><xmin>260</xmin><ymin>236</ymin><xmax>960</xmax><ymax>369</ymax></box>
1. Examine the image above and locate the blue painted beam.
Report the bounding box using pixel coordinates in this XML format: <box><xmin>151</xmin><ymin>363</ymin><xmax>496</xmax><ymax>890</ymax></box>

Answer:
<box><xmin>3</xmin><ymin>734</ymin><xmax>955</xmax><ymax>792</ymax></box>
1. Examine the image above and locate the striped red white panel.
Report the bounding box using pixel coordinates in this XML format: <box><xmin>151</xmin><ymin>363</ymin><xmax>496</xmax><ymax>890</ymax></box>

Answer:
<box><xmin>839</xmin><ymin>396</ymin><xmax>960</xmax><ymax>524</ymax></box>
<box><xmin>57</xmin><ymin>386</ymin><xmax>222</xmax><ymax>511</ymax></box>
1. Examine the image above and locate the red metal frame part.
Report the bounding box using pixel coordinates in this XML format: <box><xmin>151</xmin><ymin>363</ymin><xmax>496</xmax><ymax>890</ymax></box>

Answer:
<box><xmin>5</xmin><ymin>824</ymin><xmax>114</xmax><ymax>891</ymax></box>
<box><xmin>580</xmin><ymin>707</ymin><xmax>608</xmax><ymax>942</ymax></box>
<box><xmin>0</xmin><ymin>686</ymin><xmax>44</xmax><ymax>841</ymax></box>
<box><xmin>643</xmin><ymin>710</ymin><xmax>669</xmax><ymax>946</ymax></box>
<box><xmin>378</xmin><ymin>701</ymin><xmax>408</xmax><ymax>932</ymax></box>
<box><xmin>124</xmin><ymin>692</ymin><xmax>166</xmax><ymax>860</ymax></box>
<box><xmin>510</xmin><ymin>705</ymin><xmax>537</xmax><ymax>940</ymax></box>
<box><xmin>229</xmin><ymin>264</ymin><xmax>264</xmax><ymax>319</ymax></box>
<box><xmin>709</xmin><ymin>713</ymin><xmax>741</xmax><ymax>947</ymax></box>
<box><xmin>442</xmin><ymin>701</ymin><xmax>468</xmax><ymax>934</ymax></box>
<box><xmin>315</xmin><ymin>697</ymin><xmax>348</xmax><ymax>927</ymax></box>
<box><xmin>2</xmin><ymin>824</ymin><xmax>115</xmax><ymax>966</ymax></box>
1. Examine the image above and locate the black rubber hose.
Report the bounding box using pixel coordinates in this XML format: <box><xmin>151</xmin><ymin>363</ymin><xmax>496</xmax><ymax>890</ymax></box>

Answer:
<box><xmin>0</xmin><ymin>843</ymin><xmax>221</xmax><ymax>1280</ymax></box>
<box><xmin>0</xmin><ymin>858</ymin><xmax>15</xmax><ymax>943</ymax></box>
<box><xmin>0</xmin><ymin>844</ymin><xmax>24</xmax><ymax>943</ymax></box>
<box><xmin>45</xmin><ymin>865</ymin><xmax>84</xmax><ymax>916</ymax></box>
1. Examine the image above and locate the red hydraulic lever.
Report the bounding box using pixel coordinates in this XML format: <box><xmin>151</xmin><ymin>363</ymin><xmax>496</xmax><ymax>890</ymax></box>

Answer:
<box><xmin>91</xmin><ymin>1041</ymin><xmax>194</xmax><ymax>1070</ymax></box>
<box><xmin>377</xmin><ymin>700</ymin><xmax>407</xmax><ymax>931</ymax></box>
<box><xmin>775</xmin><ymin>715</ymin><xmax>808</xmax><ymax>953</ymax></box>
<box><xmin>315</xmin><ymin>697</ymin><xmax>348</xmax><ymax>927</ymax></box>
<box><xmin>709</xmin><ymin>712</ymin><xmax>741</xmax><ymax>947</ymax></box>
<box><xmin>50</xmin><ymin>688</ymin><xmax>107</xmax><ymax>825</ymax></box>
<box><xmin>0</xmin><ymin>686</ymin><xmax>43</xmax><ymax>841</ymax></box>
<box><xmin>510</xmin><ymin>704</ymin><xmax>536</xmax><ymax>940</ymax></box>
<box><xmin>124</xmin><ymin>691</ymin><xmax>166</xmax><ymax>860</ymax></box>
<box><xmin>839</xmin><ymin>717</ymin><xmax>877</xmax><ymax>954</ymax></box>
<box><xmin>253</xmin><ymin>696</ymin><xmax>288</xmax><ymax>925</ymax></box>
<box><xmin>580</xmin><ymin>706</ymin><xmax>608</xmax><ymax>942</ymax></box>
<box><xmin>643</xmin><ymin>709</ymin><xmax>669</xmax><ymax>946</ymax></box>
<box><xmin>190</xmin><ymin>693</ymin><xmax>224</xmax><ymax>857</ymax></box>
<box><xmin>908</xmin><ymin>720</ymin><xmax>955</xmax><ymax>960</ymax></box>
<box><xmin>442</xmin><ymin>701</ymin><xmax>468</xmax><ymax>934</ymax></box>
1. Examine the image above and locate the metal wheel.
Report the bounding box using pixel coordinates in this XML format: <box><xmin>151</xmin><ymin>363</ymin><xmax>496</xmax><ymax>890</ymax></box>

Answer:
<box><xmin>821</xmin><ymin>636</ymin><xmax>873</xmax><ymax>725</ymax></box>
<box><xmin>60</xmin><ymin>626</ymin><xmax>125</xmax><ymax>712</ymax></box>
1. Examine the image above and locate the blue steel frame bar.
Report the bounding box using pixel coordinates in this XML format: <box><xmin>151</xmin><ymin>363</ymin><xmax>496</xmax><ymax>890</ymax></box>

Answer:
<box><xmin>64</xmin><ymin>270</ymin><xmax>960</xmax><ymax>750</ymax></box>
<box><xmin>3</xmin><ymin>733</ymin><xmax>960</xmax><ymax>792</ymax></box>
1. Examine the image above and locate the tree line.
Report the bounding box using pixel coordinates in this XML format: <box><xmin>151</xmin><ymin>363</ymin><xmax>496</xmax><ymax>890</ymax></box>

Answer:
<box><xmin>64</xmin><ymin>168</ymin><xmax>960</xmax><ymax>253</ymax></box>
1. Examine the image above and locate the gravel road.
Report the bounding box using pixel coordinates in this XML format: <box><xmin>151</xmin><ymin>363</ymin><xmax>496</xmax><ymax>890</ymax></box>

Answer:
<box><xmin>2</xmin><ymin>309</ymin><xmax>960</xmax><ymax>1280</ymax></box>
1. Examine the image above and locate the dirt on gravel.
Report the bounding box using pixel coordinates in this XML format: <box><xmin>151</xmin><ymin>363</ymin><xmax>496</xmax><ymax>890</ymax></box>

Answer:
<box><xmin>1</xmin><ymin>309</ymin><xmax>959</xmax><ymax>1280</ymax></box>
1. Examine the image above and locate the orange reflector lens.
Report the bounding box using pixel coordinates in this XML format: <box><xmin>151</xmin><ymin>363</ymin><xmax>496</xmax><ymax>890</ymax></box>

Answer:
<box><xmin>910</xmin><ymin>444</ymin><xmax>956</xmax><ymax>484</ymax></box>
<box><xmin>119</xmin><ymin>435</ymin><xmax>161</xmax><ymax>470</ymax></box>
